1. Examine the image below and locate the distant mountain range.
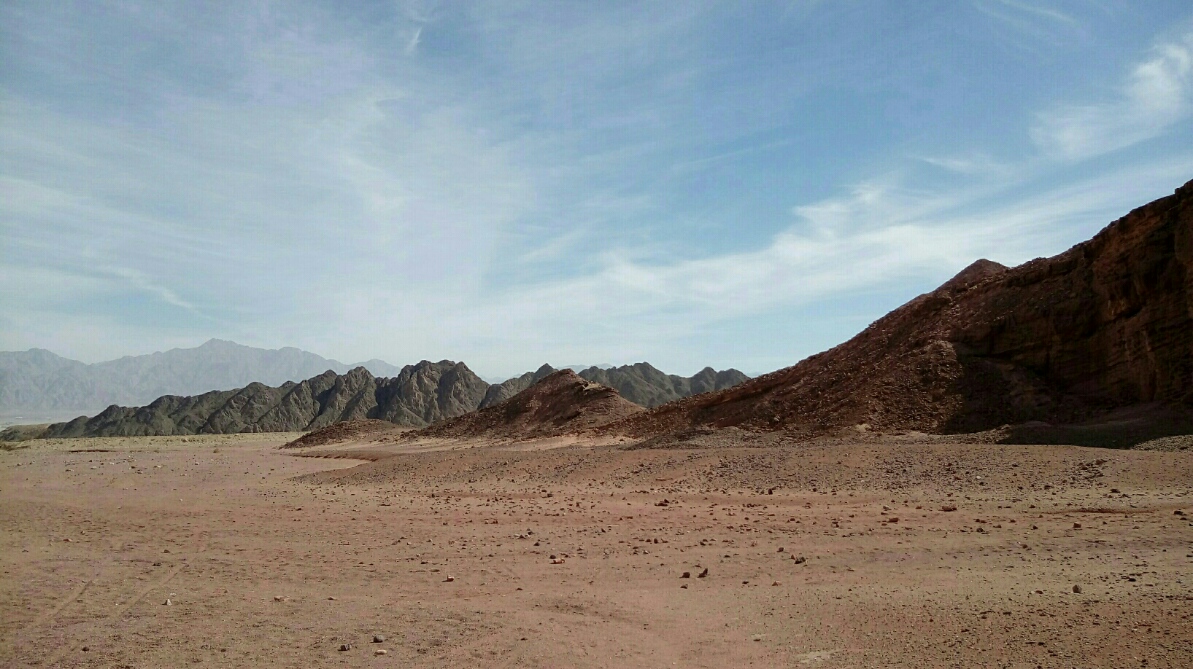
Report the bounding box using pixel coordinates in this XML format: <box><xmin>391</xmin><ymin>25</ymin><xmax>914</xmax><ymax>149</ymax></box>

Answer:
<box><xmin>0</xmin><ymin>339</ymin><xmax>405</xmax><ymax>415</ymax></box>
<box><xmin>41</xmin><ymin>362</ymin><xmax>489</xmax><ymax>438</ymax></box>
<box><xmin>0</xmin><ymin>340</ymin><xmax>749</xmax><ymax>438</ymax></box>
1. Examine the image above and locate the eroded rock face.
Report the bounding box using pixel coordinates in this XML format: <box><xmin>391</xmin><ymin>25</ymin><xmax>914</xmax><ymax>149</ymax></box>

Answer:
<box><xmin>41</xmin><ymin>361</ymin><xmax>490</xmax><ymax>438</ymax></box>
<box><xmin>415</xmin><ymin>369</ymin><xmax>644</xmax><ymax>440</ymax></box>
<box><xmin>480</xmin><ymin>364</ymin><xmax>557</xmax><ymax>409</ymax></box>
<box><xmin>577</xmin><ymin>363</ymin><xmax>749</xmax><ymax>408</ymax></box>
<box><xmin>478</xmin><ymin>363</ymin><xmax>750</xmax><ymax>410</ymax></box>
<box><xmin>614</xmin><ymin>179</ymin><xmax>1193</xmax><ymax>437</ymax></box>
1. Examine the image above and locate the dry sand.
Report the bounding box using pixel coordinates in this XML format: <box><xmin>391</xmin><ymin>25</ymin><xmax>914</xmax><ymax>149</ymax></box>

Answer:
<box><xmin>2</xmin><ymin>432</ymin><xmax>1192</xmax><ymax>667</ymax></box>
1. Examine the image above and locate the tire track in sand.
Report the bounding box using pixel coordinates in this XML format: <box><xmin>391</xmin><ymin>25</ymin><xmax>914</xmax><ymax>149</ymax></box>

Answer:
<box><xmin>37</xmin><ymin>529</ymin><xmax>209</xmax><ymax>667</ymax></box>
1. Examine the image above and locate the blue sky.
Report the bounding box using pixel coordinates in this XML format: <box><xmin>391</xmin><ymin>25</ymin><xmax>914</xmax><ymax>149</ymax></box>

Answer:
<box><xmin>2</xmin><ymin>1</ymin><xmax>1192</xmax><ymax>378</ymax></box>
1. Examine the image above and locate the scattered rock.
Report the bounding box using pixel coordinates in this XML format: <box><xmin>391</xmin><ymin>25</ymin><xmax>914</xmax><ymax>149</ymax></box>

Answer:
<box><xmin>794</xmin><ymin>556</ymin><xmax>807</xmax><ymax>564</ymax></box>
<box><xmin>941</xmin><ymin>505</ymin><xmax>957</xmax><ymax>512</ymax></box>
<box><xmin>697</xmin><ymin>567</ymin><xmax>709</xmax><ymax>578</ymax></box>
<box><xmin>339</xmin><ymin>643</ymin><xmax>351</xmax><ymax>651</ymax></box>
<box><xmin>680</xmin><ymin>571</ymin><xmax>690</xmax><ymax>578</ymax></box>
<box><xmin>375</xmin><ymin>649</ymin><xmax>388</xmax><ymax>656</ymax></box>
<box><xmin>373</xmin><ymin>634</ymin><xmax>386</xmax><ymax>643</ymax></box>
<box><xmin>1072</xmin><ymin>585</ymin><xmax>1083</xmax><ymax>594</ymax></box>
<box><xmin>444</xmin><ymin>576</ymin><xmax>455</xmax><ymax>582</ymax></box>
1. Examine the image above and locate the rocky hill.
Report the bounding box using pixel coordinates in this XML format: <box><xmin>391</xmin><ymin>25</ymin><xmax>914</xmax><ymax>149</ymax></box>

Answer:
<box><xmin>11</xmin><ymin>356</ymin><xmax>747</xmax><ymax>439</ymax></box>
<box><xmin>39</xmin><ymin>361</ymin><xmax>488</xmax><ymax>438</ymax></box>
<box><xmin>0</xmin><ymin>339</ymin><xmax>404</xmax><ymax>415</ymax></box>
<box><xmin>412</xmin><ymin>369</ymin><xmax>644</xmax><ymax>440</ymax></box>
<box><xmin>578</xmin><ymin>363</ymin><xmax>749</xmax><ymax>408</ymax></box>
<box><xmin>479</xmin><ymin>362</ymin><xmax>748</xmax><ymax>409</ymax></box>
<box><xmin>609</xmin><ymin>179</ymin><xmax>1193</xmax><ymax>440</ymax></box>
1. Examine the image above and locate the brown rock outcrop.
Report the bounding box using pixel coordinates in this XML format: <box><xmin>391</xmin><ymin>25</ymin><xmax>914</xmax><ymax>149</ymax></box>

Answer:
<box><xmin>611</xmin><ymin>179</ymin><xmax>1193</xmax><ymax>438</ymax></box>
<box><xmin>413</xmin><ymin>369</ymin><xmax>644</xmax><ymax>440</ymax></box>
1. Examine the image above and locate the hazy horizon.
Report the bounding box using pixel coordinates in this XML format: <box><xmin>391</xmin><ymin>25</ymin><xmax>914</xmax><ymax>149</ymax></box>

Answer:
<box><xmin>3</xmin><ymin>1</ymin><xmax>1192</xmax><ymax>379</ymax></box>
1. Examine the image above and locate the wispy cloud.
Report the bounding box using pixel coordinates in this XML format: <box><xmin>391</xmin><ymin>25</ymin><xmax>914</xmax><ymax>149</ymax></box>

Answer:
<box><xmin>973</xmin><ymin>0</ymin><xmax>1083</xmax><ymax>45</ymax></box>
<box><xmin>1032</xmin><ymin>31</ymin><xmax>1193</xmax><ymax>160</ymax></box>
<box><xmin>2</xmin><ymin>2</ymin><xmax>1191</xmax><ymax>378</ymax></box>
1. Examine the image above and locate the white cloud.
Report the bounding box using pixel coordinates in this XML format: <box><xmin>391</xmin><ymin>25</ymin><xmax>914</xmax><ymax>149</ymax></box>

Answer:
<box><xmin>1032</xmin><ymin>31</ymin><xmax>1193</xmax><ymax>160</ymax></box>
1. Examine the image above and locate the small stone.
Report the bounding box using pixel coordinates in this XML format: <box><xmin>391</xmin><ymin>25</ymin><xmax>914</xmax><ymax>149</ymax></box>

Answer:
<box><xmin>339</xmin><ymin>643</ymin><xmax>351</xmax><ymax>651</ymax></box>
<box><xmin>941</xmin><ymin>505</ymin><xmax>957</xmax><ymax>512</ymax></box>
<box><xmin>82</xmin><ymin>646</ymin><xmax>89</xmax><ymax>652</ymax></box>
<box><xmin>1175</xmin><ymin>510</ymin><xmax>1185</xmax><ymax>516</ymax></box>
<box><xmin>375</xmin><ymin>649</ymin><xmax>387</xmax><ymax>656</ymax></box>
<box><xmin>697</xmin><ymin>567</ymin><xmax>709</xmax><ymax>578</ymax></box>
<box><xmin>163</xmin><ymin>599</ymin><xmax>171</xmax><ymax>606</ymax></box>
<box><xmin>680</xmin><ymin>571</ymin><xmax>690</xmax><ymax>578</ymax></box>
<box><xmin>680</xmin><ymin>584</ymin><xmax>688</xmax><ymax>589</ymax></box>
<box><xmin>794</xmin><ymin>555</ymin><xmax>807</xmax><ymax>564</ymax></box>
<box><xmin>444</xmin><ymin>576</ymin><xmax>455</xmax><ymax>582</ymax></box>
<box><xmin>777</xmin><ymin>547</ymin><xmax>784</xmax><ymax>552</ymax></box>
<box><xmin>1072</xmin><ymin>585</ymin><xmax>1083</xmax><ymax>594</ymax></box>
<box><xmin>1073</xmin><ymin>523</ymin><xmax>1082</xmax><ymax>529</ymax></box>
<box><xmin>373</xmin><ymin>634</ymin><xmax>386</xmax><ymax>643</ymax></box>
<box><xmin>771</xmin><ymin>581</ymin><xmax>780</xmax><ymax>586</ymax></box>
<box><xmin>274</xmin><ymin>596</ymin><xmax>285</xmax><ymax>602</ymax></box>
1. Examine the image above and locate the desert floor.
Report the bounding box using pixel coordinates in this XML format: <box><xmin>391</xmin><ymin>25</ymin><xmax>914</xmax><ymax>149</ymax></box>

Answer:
<box><xmin>2</xmin><ymin>432</ymin><xmax>1191</xmax><ymax>668</ymax></box>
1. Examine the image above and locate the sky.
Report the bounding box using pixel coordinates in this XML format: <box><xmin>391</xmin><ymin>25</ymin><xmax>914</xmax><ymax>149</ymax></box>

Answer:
<box><xmin>2</xmin><ymin>1</ymin><xmax>1192</xmax><ymax>379</ymax></box>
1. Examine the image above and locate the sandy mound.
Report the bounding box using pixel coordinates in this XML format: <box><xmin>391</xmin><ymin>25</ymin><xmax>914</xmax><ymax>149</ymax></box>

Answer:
<box><xmin>607</xmin><ymin>179</ymin><xmax>1193</xmax><ymax>440</ymax></box>
<box><xmin>410</xmin><ymin>369</ymin><xmax>643</xmax><ymax>440</ymax></box>
<box><xmin>281</xmin><ymin>419</ymin><xmax>408</xmax><ymax>448</ymax></box>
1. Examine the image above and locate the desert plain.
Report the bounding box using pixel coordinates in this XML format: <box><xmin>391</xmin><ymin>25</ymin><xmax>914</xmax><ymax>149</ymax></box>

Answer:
<box><xmin>2</xmin><ymin>431</ymin><xmax>1192</xmax><ymax>668</ymax></box>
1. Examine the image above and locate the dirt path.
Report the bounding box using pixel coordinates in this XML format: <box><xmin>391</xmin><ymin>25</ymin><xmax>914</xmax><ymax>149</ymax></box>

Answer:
<box><xmin>2</xmin><ymin>434</ymin><xmax>1191</xmax><ymax>667</ymax></box>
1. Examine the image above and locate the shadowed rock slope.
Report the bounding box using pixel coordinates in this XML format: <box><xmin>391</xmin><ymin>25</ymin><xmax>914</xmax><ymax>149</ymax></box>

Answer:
<box><xmin>413</xmin><ymin>369</ymin><xmax>644</xmax><ymax>440</ymax></box>
<box><xmin>40</xmin><ymin>361</ymin><xmax>488</xmax><ymax>438</ymax></box>
<box><xmin>610</xmin><ymin>179</ymin><xmax>1193</xmax><ymax>439</ymax></box>
<box><xmin>479</xmin><ymin>363</ymin><xmax>748</xmax><ymax>409</ymax></box>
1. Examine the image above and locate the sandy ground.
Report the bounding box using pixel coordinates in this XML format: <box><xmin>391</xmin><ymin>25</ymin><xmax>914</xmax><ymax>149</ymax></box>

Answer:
<box><xmin>2</xmin><ymin>432</ymin><xmax>1192</xmax><ymax>668</ymax></box>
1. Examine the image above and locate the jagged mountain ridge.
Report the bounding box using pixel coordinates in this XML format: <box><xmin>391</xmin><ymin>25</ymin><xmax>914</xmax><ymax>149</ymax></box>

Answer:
<box><xmin>479</xmin><ymin>363</ymin><xmax>749</xmax><ymax>409</ymax></box>
<box><xmin>41</xmin><ymin>361</ymin><xmax>488</xmax><ymax>438</ymax></box>
<box><xmin>606</xmin><ymin>179</ymin><xmax>1193</xmax><ymax>439</ymax></box>
<box><xmin>25</xmin><ymin>358</ymin><xmax>748</xmax><ymax>439</ymax></box>
<box><xmin>0</xmin><ymin>339</ymin><xmax>405</xmax><ymax>414</ymax></box>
